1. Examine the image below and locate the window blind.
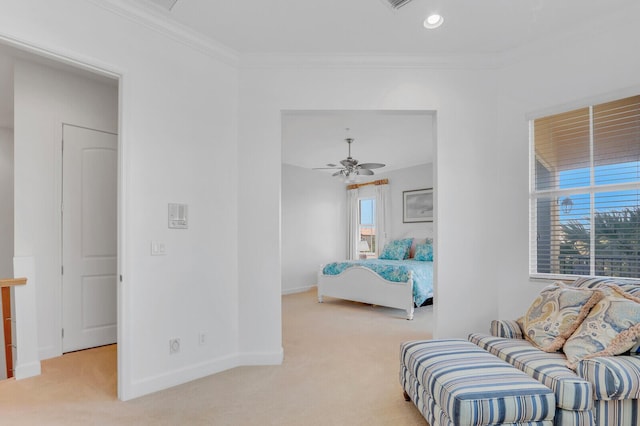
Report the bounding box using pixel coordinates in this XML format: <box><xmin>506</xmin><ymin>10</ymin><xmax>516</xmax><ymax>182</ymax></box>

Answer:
<box><xmin>530</xmin><ymin>95</ymin><xmax>640</xmax><ymax>279</ymax></box>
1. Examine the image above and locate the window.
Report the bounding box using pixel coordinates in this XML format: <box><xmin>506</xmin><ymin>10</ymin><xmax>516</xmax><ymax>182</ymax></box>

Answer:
<box><xmin>347</xmin><ymin>182</ymin><xmax>389</xmax><ymax>260</ymax></box>
<box><xmin>530</xmin><ymin>95</ymin><xmax>640</xmax><ymax>279</ymax></box>
<box><xmin>359</xmin><ymin>198</ymin><xmax>376</xmax><ymax>258</ymax></box>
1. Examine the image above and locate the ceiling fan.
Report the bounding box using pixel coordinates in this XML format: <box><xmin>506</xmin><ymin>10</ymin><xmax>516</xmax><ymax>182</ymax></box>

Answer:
<box><xmin>313</xmin><ymin>137</ymin><xmax>385</xmax><ymax>180</ymax></box>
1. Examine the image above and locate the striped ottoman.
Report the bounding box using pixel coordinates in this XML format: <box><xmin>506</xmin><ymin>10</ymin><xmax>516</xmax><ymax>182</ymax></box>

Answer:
<box><xmin>400</xmin><ymin>339</ymin><xmax>556</xmax><ymax>425</ymax></box>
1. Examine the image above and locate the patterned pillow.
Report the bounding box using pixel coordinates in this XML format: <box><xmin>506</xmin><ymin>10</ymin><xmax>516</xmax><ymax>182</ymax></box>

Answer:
<box><xmin>409</xmin><ymin>238</ymin><xmax>426</xmax><ymax>258</ymax></box>
<box><xmin>520</xmin><ymin>282</ymin><xmax>604</xmax><ymax>352</ymax></box>
<box><xmin>379</xmin><ymin>238</ymin><xmax>413</xmax><ymax>260</ymax></box>
<box><xmin>564</xmin><ymin>284</ymin><xmax>640</xmax><ymax>369</ymax></box>
<box><xmin>572</xmin><ymin>276</ymin><xmax>616</xmax><ymax>289</ymax></box>
<box><xmin>414</xmin><ymin>242</ymin><xmax>433</xmax><ymax>261</ymax></box>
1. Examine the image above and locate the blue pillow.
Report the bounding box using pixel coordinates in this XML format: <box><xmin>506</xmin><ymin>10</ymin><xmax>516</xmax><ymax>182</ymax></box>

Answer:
<box><xmin>379</xmin><ymin>238</ymin><xmax>413</xmax><ymax>260</ymax></box>
<box><xmin>414</xmin><ymin>242</ymin><xmax>433</xmax><ymax>261</ymax></box>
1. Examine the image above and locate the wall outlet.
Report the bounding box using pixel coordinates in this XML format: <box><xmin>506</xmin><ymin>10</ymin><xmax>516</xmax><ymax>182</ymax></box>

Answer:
<box><xmin>169</xmin><ymin>338</ymin><xmax>180</xmax><ymax>354</ymax></box>
<box><xmin>198</xmin><ymin>333</ymin><xmax>206</xmax><ymax>346</ymax></box>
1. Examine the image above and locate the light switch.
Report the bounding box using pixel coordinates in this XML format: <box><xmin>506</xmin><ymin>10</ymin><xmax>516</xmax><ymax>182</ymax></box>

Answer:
<box><xmin>151</xmin><ymin>241</ymin><xmax>166</xmax><ymax>256</ymax></box>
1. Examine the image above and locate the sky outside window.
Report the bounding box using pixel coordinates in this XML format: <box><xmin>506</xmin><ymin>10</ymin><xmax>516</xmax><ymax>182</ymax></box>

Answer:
<box><xmin>559</xmin><ymin>161</ymin><xmax>640</xmax><ymax>224</ymax></box>
<box><xmin>360</xmin><ymin>198</ymin><xmax>375</xmax><ymax>225</ymax></box>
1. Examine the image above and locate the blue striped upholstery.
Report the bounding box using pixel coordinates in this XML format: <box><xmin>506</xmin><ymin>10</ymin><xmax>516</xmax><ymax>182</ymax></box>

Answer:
<box><xmin>469</xmin><ymin>333</ymin><xmax>592</xmax><ymax>411</ymax></box>
<box><xmin>463</xmin><ymin>278</ymin><xmax>640</xmax><ymax>426</ymax></box>
<box><xmin>400</xmin><ymin>376</ymin><xmax>554</xmax><ymax>426</ymax></box>
<box><xmin>400</xmin><ymin>339</ymin><xmax>555</xmax><ymax>425</ymax></box>
<box><xmin>491</xmin><ymin>319</ymin><xmax>525</xmax><ymax>339</ymax></box>
<box><xmin>576</xmin><ymin>356</ymin><xmax>640</xmax><ymax>400</ymax></box>
<box><xmin>592</xmin><ymin>399</ymin><xmax>640</xmax><ymax>425</ymax></box>
<box><xmin>552</xmin><ymin>407</ymin><xmax>595</xmax><ymax>426</ymax></box>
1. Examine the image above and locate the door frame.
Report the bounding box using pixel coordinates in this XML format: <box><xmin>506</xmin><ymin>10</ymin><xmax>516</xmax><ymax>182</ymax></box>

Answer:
<box><xmin>1</xmin><ymin>33</ymin><xmax>129</xmax><ymax>400</ymax></box>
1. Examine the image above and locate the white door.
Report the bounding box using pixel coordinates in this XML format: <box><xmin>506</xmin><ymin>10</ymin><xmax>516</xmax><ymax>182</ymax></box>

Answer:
<box><xmin>62</xmin><ymin>125</ymin><xmax>117</xmax><ymax>353</ymax></box>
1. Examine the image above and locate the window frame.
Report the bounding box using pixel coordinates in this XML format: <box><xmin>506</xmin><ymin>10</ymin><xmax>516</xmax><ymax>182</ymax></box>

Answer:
<box><xmin>529</xmin><ymin>96</ymin><xmax>640</xmax><ymax>280</ymax></box>
<box><xmin>358</xmin><ymin>196</ymin><xmax>376</xmax><ymax>258</ymax></box>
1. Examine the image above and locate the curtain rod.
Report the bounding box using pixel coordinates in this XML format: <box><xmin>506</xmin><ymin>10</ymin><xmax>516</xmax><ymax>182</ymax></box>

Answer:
<box><xmin>346</xmin><ymin>178</ymin><xmax>389</xmax><ymax>190</ymax></box>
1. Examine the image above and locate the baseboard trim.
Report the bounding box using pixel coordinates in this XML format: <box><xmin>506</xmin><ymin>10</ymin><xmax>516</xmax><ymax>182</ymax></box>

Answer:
<box><xmin>124</xmin><ymin>349</ymin><xmax>284</xmax><ymax>401</ymax></box>
<box><xmin>14</xmin><ymin>360</ymin><xmax>41</xmax><ymax>380</ymax></box>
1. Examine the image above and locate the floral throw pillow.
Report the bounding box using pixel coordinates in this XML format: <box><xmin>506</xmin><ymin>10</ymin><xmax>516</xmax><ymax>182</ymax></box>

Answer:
<box><xmin>563</xmin><ymin>284</ymin><xmax>640</xmax><ymax>369</ymax></box>
<box><xmin>414</xmin><ymin>242</ymin><xmax>433</xmax><ymax>261</ymax></box>
<box><xmin>379</xmin><ymin>238</ymin><xmax>413</xmax><ymax>260</ymax></box>
<box><xmin>520</xmin><ymin>282</ymin><xmax>604</xmax><ymax>352</ymax></box>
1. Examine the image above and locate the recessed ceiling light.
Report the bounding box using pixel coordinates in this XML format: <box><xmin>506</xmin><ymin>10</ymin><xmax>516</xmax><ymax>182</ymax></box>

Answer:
<box><xmin>423</xmin><ymin>14</ymin><xmax>444</xmax><ymax>29</ymax></box>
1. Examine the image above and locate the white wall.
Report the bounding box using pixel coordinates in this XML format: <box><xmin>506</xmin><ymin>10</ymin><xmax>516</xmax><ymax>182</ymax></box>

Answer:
<box><xmin>13</xmin><ymin>59</ymin><xmax>118</xmax><ymax>360</ymax></box>
<box><xmin>5</xmin><ymin>0</ymin><xmax>637</xmax><ymax>403</ymax></box>
<box><xmin>0</xmin><ymin>126</ymin><xmax>13</xmax><ymax>379</ymax></box>
<box><xmin>281</xmin><ymin>164</ymin><xmax>345</xmax><ymax>294</ymax></box>
<box><xmin>494</xmin><ymin>5</ymin><xmax>640</xmax><ymax>320</ymax></box>
<box><xmin>0</xmin><ymin>127</ymin><xmax>12</xmax><ymax>278</ymax></box>
<box><xmin>2</xmin><ymin>0</ymin><xmax>243</xmax><ymax>400</ymax></box>
<box><xmin>377</xmin><ymin>163</ymin><xmax>434</xmax><ymax>239</ymax></box>
<box><xmin>238</xmin><ymin>65</ymin><xmax>499</xmax><ymax>342</ymax></box>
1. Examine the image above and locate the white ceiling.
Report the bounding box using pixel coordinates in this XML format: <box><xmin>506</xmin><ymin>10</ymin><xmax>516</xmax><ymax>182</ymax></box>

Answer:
<box><xmin>282</xmin><ymin>110</ymin><xmax>433</xmax><ymax>174</ymax></box>
<box><xmin>1</xmin><ymin>0</ymin><xmax>635</xmax><ymax>171</ymax></box>
<box><xmin>147</xmin><ymin>0</ymin><xmax>635</xmax><ymax>56</ymax></box>
<box><xmin>137</xmin><ymin>0</ymin><xmax>636</xmax><ymax>172</ymax></box>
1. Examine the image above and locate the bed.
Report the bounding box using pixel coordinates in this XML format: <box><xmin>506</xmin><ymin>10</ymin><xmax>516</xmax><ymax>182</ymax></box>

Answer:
<box><xmin>317</xmin><ymin>237</ymin><xmax>434</xmax><ymax>320</ymax></box>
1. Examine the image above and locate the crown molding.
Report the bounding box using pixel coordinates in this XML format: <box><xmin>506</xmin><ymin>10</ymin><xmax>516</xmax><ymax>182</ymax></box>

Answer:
<box><xmin>85</xmin><ymin>0</ymin><xmax>504</xmax><ymax>70</ymax></box>
<box><xmin>88</xmin><ymin>0</ymin><xmax>239</xmax><ymax>67</ymax></box>
<box><xmin>87</xmin><ymin>1</ymin><xmax>640</xmax><ymax>72</ymax></box>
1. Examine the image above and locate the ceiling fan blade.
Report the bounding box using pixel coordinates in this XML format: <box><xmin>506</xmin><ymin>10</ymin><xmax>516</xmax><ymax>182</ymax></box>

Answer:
<box><xmin>358</xmin><ymin>169</ymin><xmax>374</xmax><ymax>176</ymax></box>
<box><xmin>332</xmin><ymin>171</ymin><xmax>343</xmax><ymax>177</ymax></box>
<box><xmin>313</xmin><ymin>167</ymin><xmax>342</xmax><ymax>170</ymax></box>
<box><xmin>358</xmin><ymin>163</ymin><xmax>385</xmax><ymax>170</ymax></box>
<box><xmin>326</xmin><ymin>163</ymin><xmax>337</xmax><ymax>167</ymax></box>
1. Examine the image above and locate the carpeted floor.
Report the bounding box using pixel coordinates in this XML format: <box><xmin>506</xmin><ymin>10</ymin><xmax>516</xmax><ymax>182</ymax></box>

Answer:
<box><xmin>0</xmin><ymin>288</ymin><xmax>431</xmax><ymax>425</ymax></box>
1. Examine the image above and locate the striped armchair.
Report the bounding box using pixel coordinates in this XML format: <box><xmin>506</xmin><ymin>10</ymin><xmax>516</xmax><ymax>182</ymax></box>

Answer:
<box><xmin>470</xmin><ymin>277</ymin><xmax>640</xmax><ymax>426</ymax></box>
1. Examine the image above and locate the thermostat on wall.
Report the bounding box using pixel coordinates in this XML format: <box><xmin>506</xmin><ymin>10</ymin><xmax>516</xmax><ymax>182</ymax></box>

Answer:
<box><xmin>168</xmin><ymin>203</ymin><xmax>188</xmax><ymax>229</ymax></box>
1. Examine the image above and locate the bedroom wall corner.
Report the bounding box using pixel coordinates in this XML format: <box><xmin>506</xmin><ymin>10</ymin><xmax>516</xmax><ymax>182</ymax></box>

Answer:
<box><xmin>375</xmin><ymin>163</ymin><xmax>434</xmax><ymax>240</ymax></box>
<box><xmin>281</xmin><ymin>163</ymin><xmax>345</xmax><ymax>295</ymax></box>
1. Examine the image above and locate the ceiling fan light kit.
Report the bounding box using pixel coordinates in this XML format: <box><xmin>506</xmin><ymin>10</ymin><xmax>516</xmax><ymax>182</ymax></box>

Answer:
<box><xmin>313</xmin><ymin>137</ymin><xmax>385</xmax><ymax>182</ymax></box>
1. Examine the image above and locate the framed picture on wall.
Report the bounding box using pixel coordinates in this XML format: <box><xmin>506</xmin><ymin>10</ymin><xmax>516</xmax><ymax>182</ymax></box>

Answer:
<box><xmin>403</xmin><ymin>188</ymin><xmax>433</xmax><ymax>223</ymax></box>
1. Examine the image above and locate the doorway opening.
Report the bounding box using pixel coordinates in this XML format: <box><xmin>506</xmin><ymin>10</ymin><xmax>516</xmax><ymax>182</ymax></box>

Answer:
<box><xmin>0</xmin><ymin>40</ymin><xmax>120</xmax><ymax>395</ymax></box>
<box><xmin>280</xmin><ymin>109</ymin><xmax>436</xmax><ymax>307</ymax></box>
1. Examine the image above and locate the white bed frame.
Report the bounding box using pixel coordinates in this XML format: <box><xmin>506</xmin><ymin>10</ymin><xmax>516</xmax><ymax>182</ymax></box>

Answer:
<box><xmin>317</xmin><ymin>265</ymin><xmax>415</xmax><ymax>320</ymax></box>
